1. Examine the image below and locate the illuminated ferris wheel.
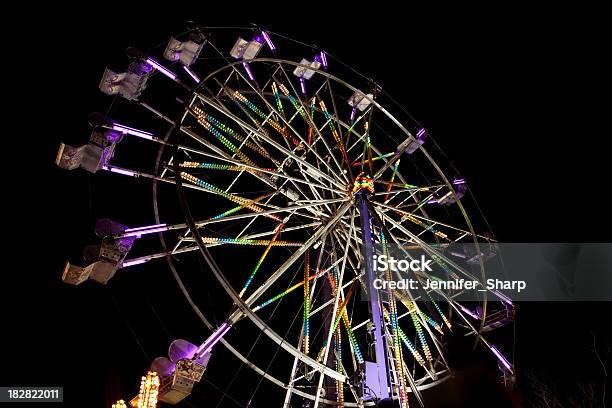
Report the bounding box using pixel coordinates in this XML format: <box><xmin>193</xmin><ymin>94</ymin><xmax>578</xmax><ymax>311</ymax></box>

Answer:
<box><xmin>57</xmin><ymin>24</ymin><xmax>515</xmax><ymax>407</ymax></box>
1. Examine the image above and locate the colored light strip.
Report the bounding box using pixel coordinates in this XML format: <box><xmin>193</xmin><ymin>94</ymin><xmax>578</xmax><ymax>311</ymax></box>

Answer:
<box><xmin>427</xmin><ymin>296</ymin><xmax>453</xmax><ymax>330</ymax></box>
<box><xmin>351</xmin><ymin>152</ymin><xmax>394</xmax><ymax>167</ymax></box>
<box><xmin>252</xmin><ymin>268</ymin><xmax>327</xmax><ymax>311</ymax></box>
<box><xmin>183</xmin><ymin>66</ymin><xmax>200</xmax><ymax>83</ymax></box>
<box><xmin>411</xmin><ymin>309</ymin><xmax>432</xmax><ymax>362</ymax></box>
<box><xmin>331</xmin><ymin>281</ymin><xmax>358</xmax><ymax>334</ymax></box>
<box><xmin>112</xmin><ymin>124</ymin><xmax>154</xmax><ymax>140</ymax></box>
<box><xmin>390</xmin><ymin>208</ymin><xmax>447</xmax><ymax>239</ymax></box>
<box><xmin>180</xmin><ymin>172</ymin><xmax>281</xmax><ymax>221</ymax></box>
<box><xmin>326</xmin><ymin>267</ymin><xmax>364</xmax><ymax>364</ymax></box>
<box><xmin>278</xmin><ymin>83</ymin><xmax>307</xmax><ymax>120</ymax></box>
<box><xmin>490</xmin><ymin>345</ymin><xmax>513</xmax><ymax>372</ymax></box>
<box><xmin>395</xmin><ymin>290</ymin><xmax>447</xmax><ymax>333</ymax></box>
<box><xmin>416</xmin><ymin>128</ymin><xmax>426</xmax><ymax>138</ymax></box>
<box><xmin>207</xmin><ymin>191</ymin><xmax>275</xmax><ymax>221</ymax></box>
<box><xmin>240</xmin><ymin>222</ymin><xmax>286</xmax><ymax>297</ymax></box>
<box><xmin>319</xmin><ymin>100</ymin><xmax>349</xmax><ymax>164</ymax></box>
<box><xmin>415</xmin><ymin>192</ymin><xmax>437</xmax><ymax>211</ymax></box>
<box><xmin>383</xmin><ymin>306</ymin><xmax>427</xmax><ymax>367</ymax></box>
<box><xmin>271</xmin><ymin>82</ymin><xmax>284</xmax><ymax>116</ymax></box>
<box><xmin>262</xmin><ymin>31</ymin><xmax>275</xmax><ymax>50</ymax></box>
<box><xmin>335</xmin><ymin>327</ymin><xmax>343</xmax><ymax>406</ymax></box>
<box><xmin>303</xmin><ymin>250</ymin><xmax>310</xmax><ymax>355</ymax></box>
<box><xmin>380</xmin><ymin>233</ymin><xmax>409</xmax><ymax>408</ymax></box>
<box><xmin>179</xmin><ymin>161</ymin><xmax>274</xmax><ymax>173</ymax></box>
<box><xmin>232</xmin><ymin>90</ymin><xmax>296</xmax><ymax>144</ymax></box>
<box><xmin>199</xmin><ymin>236</ymin><xmax>299</xmax><ymax>247</ymax></box>
<box><xmin>192</xmin><ymin>106</ymin><xmax>256</xmax><ymax>166</ymax></box>
<box><xmin>145</xmin><ymin>58</ymin><xmax>177</xmax><ymax>80</ymax></box>
<box><xmin>277</xmin><ymin>84</ymin><xmax>321</xmax><ymax>147</ymax></box>
<box><xmin>308</xmin><ymin>97</ymin><xmax>316</xmax><ymax>145</ymax></box>
<box><xmin>204</xmin><ymin>112</ymin><xmax>275</xmax><ymax>161</ymax></box>
<box><xmin>384</xmin><ymin>159</ymin><xmax>400</xmax><ymax>201</ymax></box>
<box><xmin>314</xmin><ymin>293</ymin><xmax>363</xmax><ymax>368</ymax></box>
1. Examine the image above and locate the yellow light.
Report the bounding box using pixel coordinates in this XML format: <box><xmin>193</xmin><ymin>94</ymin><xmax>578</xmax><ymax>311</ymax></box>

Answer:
<box><xmin>112</xmin><ymin>400</ymin><xmax>127</xmax><ymax>408</ymax></box>
<box><xmin>136</xmin><ymin>371</ymin><xmax>160</xmax><ymax>408</ymax></box>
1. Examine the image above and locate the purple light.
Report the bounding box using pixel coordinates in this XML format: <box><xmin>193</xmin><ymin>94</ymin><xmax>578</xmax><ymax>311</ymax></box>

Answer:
<box><xmin>125</xmin><ymin>223</ymin><xmax>167</xmax><ymax>232</ymax></box>
<box><xmin>242</xmin><ymin>62</ymin><xmax>255</xmax><ymax>81</ymax></box>
<box><xmin>183</xmin><ymin>66</ymin><xmax>200</xmax><ymax>83</ymax></box>
<box><xmin>490</xmin><ymin>345</ymin><xmax>513</xmax><ymax>372</ymax></box>
<box><xmin>320</xmin><ymin>51</ymin><xmax>328</xmax><ymax>68</ymax></box>
<box><xmin>196</xmin><ymin>322</ymin><xmax>231</xmax><ymax>356</ymax></box>
<box><xmin>299</xmin><ymin>77</ymin><xmax>306</xmax><ymax>95</ymax></box>
<box><xmin>122</xmin><ymin>259</ymin><xmax>147</xmax><ymax>267</ymax></box>
<box><xmin>350</xmin><ymin>106</ymin><xmax>357</xmax><ymax>122</ymax></box>
<box><xmin>124</xmin><ymin>224</ymin><xmax>169</xmax><ymax>237</ymax></box>
<box><xmin>452</xmin><ymin>178</ymin><xmax>466</xmax><ymax>185</ymax></box>
<box><xmin>427</xmin><ymin>199</ymin><xmax>438</xmax><ymax>204</ymax></box>
<box><xmin>108</xmin><ymin>167</ymin><xmax>136</xmax><ymax>177</ymax></box>
<box><xmin>416</xmin><ymin>128</ymin><xmax>426</xmax><ymax>138</ymax></box>
<box><xmin>494</xmin><ymin>290</ymin><xmax>513</xmax><ymax>306</ymax></box>
<box><xmin>261</xmin><ymin>31</ymin><xmax>275</xmax><ymax>50</ymax></box>
<box><xmin>458</xmin><ymin>304</ymin><xmax>479</xmax><ymax>319</ymax></box>
<box><xmin>145</xmin><ymin>57</ymin><xmax>177</xmax><ymax>80</ymax></box>
<box><xmin>112</xmin><ymin>124</ymin><xmax>153</xmax><ymax>140</ymax></box>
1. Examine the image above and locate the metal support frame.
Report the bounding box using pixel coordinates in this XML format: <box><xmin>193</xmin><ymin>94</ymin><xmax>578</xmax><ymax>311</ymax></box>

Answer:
<box><xmin>357</xmin><ymin>191</ymin><xmax>391</xmax><ymax>400</ymax></box>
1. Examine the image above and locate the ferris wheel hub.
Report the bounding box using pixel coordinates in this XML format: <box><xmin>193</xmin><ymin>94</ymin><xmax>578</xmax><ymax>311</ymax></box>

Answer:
<box><xmin>352</xmin><ymin>172</ymin><xmax>375</xmax><ymax>195</ymax></box>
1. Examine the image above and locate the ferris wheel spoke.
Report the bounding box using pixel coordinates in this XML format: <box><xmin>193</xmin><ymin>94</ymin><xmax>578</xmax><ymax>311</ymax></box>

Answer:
<box><xmin>180</xmin><ymin>126</ymin><xmax>325</xmax><ymax>210</ymax></box>
<box><xmin>240</xmin><ymin>220</ymin><xmax>322</xmax><ymax>241</ymax></box>
<box><xmin>371</xmin><ymin>209</ymin><xmax>457</xmax><ymax>366</ymax></box>
<box><xmin>372</xmin><ymin>210</ymin><xmax>488</xmax><ymax>306</ymax></box>
<box><xmin>312</xmin><ymin>214</ymin><xmax>354</xmax><ymax>408</ymax></box>
<box><xmin>373</xmin><ymin>201</ymin><xmax>492</xmax><ymax>241</ymax></box>
<box><xmin>227</xmin><ymin>73</ymin><xmax>346</xmax><ymax>185</ymax></box>
<box><xmin>274</xmin><ymin>65</ymin><xmax>350</xmax><ymax>184</ymax></box>
<box><xmin>191</xmin><ymin>105</ymin><xmax>278</xmax><ymax>165</ymax></box>
<box><xmin>187</xmin><ymin>96</ymin><xmax>332</xmax><ymax>205</ymax></box>
<box><xmin>240</xmin><ymin>200</ymin><xmax>353</xmax><ymax>311</ymax></box>
<box><xmin>196</xmin><ymin>93</ymin><xmax>346</xmax><ymax>190</ymax></box>
<box><xmin>214</xmin><ymin>68</ymin><xmax>238</xmax><ymax>99</ymax></box>
<box><xmin>374</xmin><ymin>195</ymin><xmax>450</xmax><ymax>240</ymax></box>
<box><xmin>376</xmin><ymin>218</ymin><xmax>494</xmax><ymax>354</ymax></box>
<box><xmin>174</xmin><ymin>155</ymin><xmax>343</xmax><ymax>196</ymax></box>
<box><xmin>120</xmin><ymin>245</ymin><xmax>199</xmax><ymax>269</ymax></box>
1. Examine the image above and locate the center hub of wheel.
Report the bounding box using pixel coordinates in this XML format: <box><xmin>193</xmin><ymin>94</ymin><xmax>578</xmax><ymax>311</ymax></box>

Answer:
<box><xmin>352</xmin><ymin>172</ymin><xmax>375</xmax><ymax>195</ymax></box>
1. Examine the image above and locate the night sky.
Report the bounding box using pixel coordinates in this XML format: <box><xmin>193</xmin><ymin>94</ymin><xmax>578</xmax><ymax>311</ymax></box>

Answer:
<box><xmin>2</xmin><ymin>5</ymin><xmax>610</xmax><ymax>408</ymax></box>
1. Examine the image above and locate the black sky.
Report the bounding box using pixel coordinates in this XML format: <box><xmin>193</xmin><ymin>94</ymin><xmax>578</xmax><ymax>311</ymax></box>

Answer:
<box><xmin>2</xmin><ymin>4</ymin><xmax>610</xmax><ymax>408</ymax></box>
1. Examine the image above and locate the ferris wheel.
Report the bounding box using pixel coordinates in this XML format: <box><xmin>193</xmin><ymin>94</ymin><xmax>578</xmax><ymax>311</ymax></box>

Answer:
<box><xmin>57</xmin><ymin>24</ymin><xmax>515</xmax><ymax>408</ymax></box>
